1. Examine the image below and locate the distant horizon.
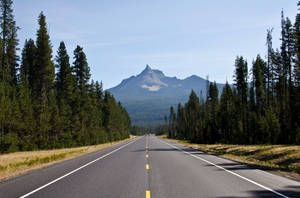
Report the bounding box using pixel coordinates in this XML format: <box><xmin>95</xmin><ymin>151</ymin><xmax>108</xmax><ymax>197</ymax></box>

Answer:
<box><xmin>14</xmin><ymin>0</ymin><xmax>299</xmax><ymax>89</ymax></box>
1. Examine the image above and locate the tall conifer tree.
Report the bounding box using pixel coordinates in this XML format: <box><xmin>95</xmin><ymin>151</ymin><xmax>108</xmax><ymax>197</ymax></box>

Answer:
<box><xmin>20</xmin><ymin>39</ymin><xmax>36</xmax><ymax>91</ymax></box>
<box><xmin>55</xmin><ymin>41</ymin><xmax>73</xmax><ymax>102</ymax></box>
<box><xmin>0</xmin><ymin>0</ymin><xmax>18</xmax><ymax>84</ymax></box>
<box><xmin>35</xmin><ymin>12</ymin><xmax>54</xmax><ymax>140</ymax></box>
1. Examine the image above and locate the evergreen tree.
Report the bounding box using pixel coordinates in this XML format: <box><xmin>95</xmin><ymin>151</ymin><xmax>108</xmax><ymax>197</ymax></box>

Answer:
<box><xmin>165</xmin><ymin>2</ymin><xmax>300</xmax><ymax>145</ymax></box>
<box><xmin>0</xmin><ymin>4</ymin><xmax>131</xmax><ymax>152</ymax></box>
<box><xmin>176</xmin><ymin>103</ymin><xmax>186</xmax><ymax>140</ymax></box>
<box><xmin>0</xmin><ymin>0</ymin><xmax>19</xmax><ymax>84</ymax></box>
<box><xmin>168</xmin><ymin>106</ymin><xmax>176</xmax><ymax>138</ymax></box>
<box><xmin>234</xmin><ymin>56</ymin><xmax>248</xmax><ymax>143</ymax></box>
<box><xmin>266</xmin><ymin>28</ymin><xmax>274</xmax><ymax>104</ymax></box>
<box><xmin>252</xmin><ymin>55</ymin><xmax>267</xmax><ymax>115</ymax></box>
<box><xmin>292</xmin><ymin>2</ymin><xmax>300</xmax><ymax>143</ymax></box>
<box><xmin>207</xmin><ymin>82</ymin><xmax>219</xmax><ymax>143</ymax></box>
<box><xmin>18</xmin><ymin>68</ymin><xmax>35</xmax><ymax>150</ymax></box>
<box><xmin>35</xmin><ymin>12</ymin><xmax>54</xmax><ymax>97</ymax></box>
<box><xmin>55</xmin><ymin>41</ymin><xmax>73</xmax><ymax>103</ymax></box>
<box><xmin>73</xmin><ymin>45</ymin><xmax>90</xmax><ymax>91</ymax></box>
<box><xmin>20</xmin><ymin>39</ymin><xmax>36</xmax><ymax>90</ymax></box>
<box><xmin>6</xmin><ymin>19</ymin><xmax>18</xmax><ymax>85</ymax></box>
<box><xmin>35</xmin><ymin>12</ymin><xmax>55</xmax><ymax>143</ymax></box>
<box><xmin>219</xmin><ymin>82</ymin><xmax>234</xmax><ymax>143</ymax></box>
<box><xmin>294</xmin><ymin>2</ymin><xmax>300</xmax><ymax>88</ymax></box>
<box><xmin>185</xmin><ymin>90</ymin><xmax>200</xmax><ymax>142</ymax></box>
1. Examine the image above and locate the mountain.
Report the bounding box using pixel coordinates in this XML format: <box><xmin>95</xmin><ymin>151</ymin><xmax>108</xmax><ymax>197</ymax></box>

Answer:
<box><xmin>107</xmin><ymin>65</ymin><xmax>225</xmax><ymax>125</ymax></box>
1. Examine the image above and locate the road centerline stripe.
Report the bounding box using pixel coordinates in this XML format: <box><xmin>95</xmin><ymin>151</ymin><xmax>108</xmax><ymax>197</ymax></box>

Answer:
<box><xmin>146</xmin><ymin>190</ymin><xmax>151</xmax><ymax>198</ymax></box>
<box><xmin>18</xmin><ymin>137</ymin><xmax>141</xmax><ymax>198</ymax></box>
<box><xmin>146</xmin><ymin>164</ymin><xmax>150</xmax><ymax>170</ymax></box>
<box><xmin>158</xmin><ymin>138</ymin><xmax>290</xmax><ymax>198</ymax></box>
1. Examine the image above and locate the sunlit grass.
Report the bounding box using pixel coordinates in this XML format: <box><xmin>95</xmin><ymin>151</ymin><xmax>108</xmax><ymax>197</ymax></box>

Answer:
<box><xmin>160</xmin><ymin>136</ymin><xmax>300</xmax><ymax>174</ymax></box>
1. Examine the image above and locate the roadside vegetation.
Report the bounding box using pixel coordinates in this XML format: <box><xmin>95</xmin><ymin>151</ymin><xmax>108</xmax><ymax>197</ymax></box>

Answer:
<box><xmin>164</xmin><ymin>1</ymin><xmax>300</xmax><ymax>145</ymax></box>
<box><xmin>0</xmin><ymin>136</ymin><xmax>136</xmax><ymax>182</ymax></box>
<box><xmin>161</xmin><ymin>136</ymin><xmax>300</xmax><ymax>178</ymax></box>
<box><xmin>0</xmin><ymin>0</ymin><xmax>131</xmax><ymax>153</ymax></box>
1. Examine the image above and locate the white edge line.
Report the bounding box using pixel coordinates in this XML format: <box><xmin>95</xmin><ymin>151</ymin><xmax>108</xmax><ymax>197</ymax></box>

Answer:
<box><xmin>19</xmin><ymin>137</ymin><xmax>141</xmax><ymax>198</ymax></box>
<box><xmin>158</xmin><ymin>138</ymin><xmax>289</xmax><ymax>198</ymax></box>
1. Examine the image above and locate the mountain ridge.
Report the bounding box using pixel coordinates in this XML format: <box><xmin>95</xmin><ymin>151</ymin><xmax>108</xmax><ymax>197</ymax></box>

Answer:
<box><xmin>108</xmin><ymin>65</ymin><xmax>225</xmax><ymax>125</ymax></box>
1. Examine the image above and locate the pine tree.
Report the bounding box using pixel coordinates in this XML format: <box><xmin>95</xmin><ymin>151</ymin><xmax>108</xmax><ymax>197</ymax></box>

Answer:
<box><xmin>47</xmin><ymin>89</ymin><xmax>60</xmax><ymax>148</ymax></box>
<box><xmin>0</xmin><ymin>81</ymin><xmax>10</xmax><ymax>136</ymax></box>
<box><xmin>55</xmin><ymin>41</ymin><xmax>73</xmax><ymax>102</ymax></box>
<box><xmin>291</xmin><ymin>2</ymin><xmax>300</xmax><ymax>143</ymax></box>
<box><xmin>265</xmin><ymin>106</ymin><xmax>280</xmax><ymax>144</ymax></box>
<box><xmin>6</xmin><ymin>19</ymin><xmax>18</xmax><ymax>85</ymax></box>
<box><xmin>207</xmin><ymin>82</ymin><xmax>219</xmax><ymax>143</ymax></box>
<box><xmin>185</xmin><ymin>90</ymin><xmax>200</xmax><ymax>142</ymax></box>
<box><xmin>275</xmin><ymin>11</ymin><xmax>293</xmax><ymax>143</ymax></box>
<box><xmin>168</xmin><ymin>106</ymin><xmax>176</xmax><ymax>138</ymax></box>
<box><xmin>0</xmin><ymin>0</ymin><xmax>19</xmax><ymax>84</ymax></box>
<box><xmin>266</xmin><ymin>28</ymin><xmax>274</xmax><ymax>103</ymax></box>
<box><xmin>18</xmin><ymin>68</ymin><xmax>35</xmax><ymax>150</ymax></box>
<box><xmin>95</xmin><ymin>81</ymin><xmax>103</xmax><ymax>106</ymax></box>
<box><xmin>284</xmin><ymin>17</ymin><xmax>294</xmax><ymax>90</ymax></box>
<box><xmin>0</xmin><ymin>6</ymin><xmax>133</xmax><ymax>152</ymax></box>
<box><xmin>166</xmin><ymin>1</ymin><xmax>300</xmax><ymax>145</ymax></box>
<box><xmin>103</xmin><ymin>91</ymin><xmax>127</xmax><ymax>142</ymax></box>
<box><xmin>35</xmin><ymin>12</ymin><xmax>54</xmax><ymax>142</ymax></box>
<box><xmin>249</xmin><ymin>82</ymin><xmax>255</xmax><ymax>112</ymax></box>
<box><xmin>219</xmin><ymin>82</ymin><xmax>234</xmax><ymax>143</ymax></box>
<box><xmin>35</xmin><ymin>12</ymin><xmax>54</xmax><ymax>97</ymax></box>
<box><xmin>295</xmin><ymin>2</ymin><xmax>300</xmax><ymax>88</ymax></box>
<box><xmin>73</xmin><ymin>45</ymin><xmax>90</xmax><ymax>91</ymax></box>
<box><xmin>233</xmin><ymin>56</ymin><xmax>248</xmax><ymax>143</ymax></box>
<box><xmin>20</xmin><ymin>39</ymin><xmax>36</xmax><ymax>91</ymax></box>
<box><xmin>176</xmin><ymin>103</ymin><xmax>186</xmax><ymax>140</ymax></box>
<box><xmin>252</xmin><ymin>55</ymin><xmax>267</xmax><ymax>115</ymax></box>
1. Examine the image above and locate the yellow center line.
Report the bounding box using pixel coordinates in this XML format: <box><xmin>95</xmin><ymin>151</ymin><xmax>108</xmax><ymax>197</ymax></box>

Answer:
<box><xmin>146</xmin><ymin>154</ymin><xmax>149</xmax><ymax>158</ymax></box>
<box><xmin>146</xmin><ymin>190</ymin><xmax>151</xmax><ymax>198</ymax></box>
<box><xmin>146</xmin><ymin>164</ymin><xmax>150</xmax><ymax>170</ymax></box>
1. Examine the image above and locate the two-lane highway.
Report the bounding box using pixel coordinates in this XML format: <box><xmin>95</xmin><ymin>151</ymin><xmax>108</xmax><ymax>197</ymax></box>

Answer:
<box><xmin>0</xmin><ymin>135</ymin><xmax>299</xmax><ymax>198</ymax></box>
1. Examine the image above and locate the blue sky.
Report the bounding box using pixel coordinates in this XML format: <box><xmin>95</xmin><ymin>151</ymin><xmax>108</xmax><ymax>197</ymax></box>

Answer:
<box><xmin>14</xmin><ymin>0</ymin><xmax>298</xmax><ymax>89</ymax></box>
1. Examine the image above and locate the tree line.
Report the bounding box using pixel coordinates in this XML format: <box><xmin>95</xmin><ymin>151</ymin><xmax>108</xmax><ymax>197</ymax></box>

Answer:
<box><xmin>166</xmin><ymin>2</ymin><xmax>300</xmax><ymax>145</ymax></box>
<box><xmin>0</xmin><ymin>0</ymin><xmax>130</xmax><ymax>153</ymax></box>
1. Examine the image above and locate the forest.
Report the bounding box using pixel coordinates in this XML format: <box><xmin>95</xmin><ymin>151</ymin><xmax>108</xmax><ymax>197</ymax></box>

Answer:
<box><xmin>0</xmin><ymin>0</ymin><xmax>130</xmax><ymax>153</ymax></box>
<box><xmin>166</xmin><ymin>2</ymin><xmax>300</xmax><ymax>145</ymax></box>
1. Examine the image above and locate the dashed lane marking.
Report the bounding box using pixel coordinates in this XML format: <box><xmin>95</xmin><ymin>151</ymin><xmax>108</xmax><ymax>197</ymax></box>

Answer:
<box><xmin>146</xmin><ymin>190</ymin><xmax>151</xmax><ymax>198</ymax></box>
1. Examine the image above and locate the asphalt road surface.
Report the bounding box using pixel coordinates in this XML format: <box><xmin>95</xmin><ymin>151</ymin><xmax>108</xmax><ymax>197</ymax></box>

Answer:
<box><xmin>0</xmin><ymin>135</ymin><xmax>299</xmax><ymax>198</ymax></box>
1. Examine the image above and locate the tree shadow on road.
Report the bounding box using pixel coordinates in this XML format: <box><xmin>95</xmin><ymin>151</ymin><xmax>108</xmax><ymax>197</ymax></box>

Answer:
<box><xmin>215</xmin><ymin>187</ymin><xmax>300</xmax><ymax>198</ymax></box>
<box><xmin>203</xmin><ymin>162</ymin><xmax>256</xmax><ymax>171</ymax></box>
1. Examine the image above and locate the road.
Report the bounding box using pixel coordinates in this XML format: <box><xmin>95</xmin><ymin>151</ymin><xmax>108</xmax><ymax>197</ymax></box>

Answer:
<box><xmin>0</xmin><ymin>135</ymin><xmax>299</xmax><ymax>198</ymax></box>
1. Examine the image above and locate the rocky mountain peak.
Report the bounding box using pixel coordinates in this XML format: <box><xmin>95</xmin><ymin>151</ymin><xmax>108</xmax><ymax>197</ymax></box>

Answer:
<box><xmin>107</xmin><ymin>66</ymin><xmax>225</xmax><ymax>125</ymax></box>
<box><xmin>140</xmin><ymin>64</ymin><xmax>152</xmax><ymax>75</ymax></box>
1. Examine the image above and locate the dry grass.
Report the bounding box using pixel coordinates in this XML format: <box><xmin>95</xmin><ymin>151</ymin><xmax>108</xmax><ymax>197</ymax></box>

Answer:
<box><xmin>159</xmin><ymin>136</ymin><xmax>300</xmax><ymax>180</ymax></box>
<box><xmin>0</xmin><ymin>136</ymin><xmax>137</xmax><ymax>182</ymax></box>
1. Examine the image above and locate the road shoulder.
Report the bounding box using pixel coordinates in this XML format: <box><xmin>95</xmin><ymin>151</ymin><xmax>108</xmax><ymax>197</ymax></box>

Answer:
<box><xmin>0</xmin><ymin>136</ymin><xmax>137</xmax><ymax>182</ymax></box>
<box><xmin>157</xmin><ymin>136</ymin><xmax>300</xmax><ymax>182</ymax></box>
